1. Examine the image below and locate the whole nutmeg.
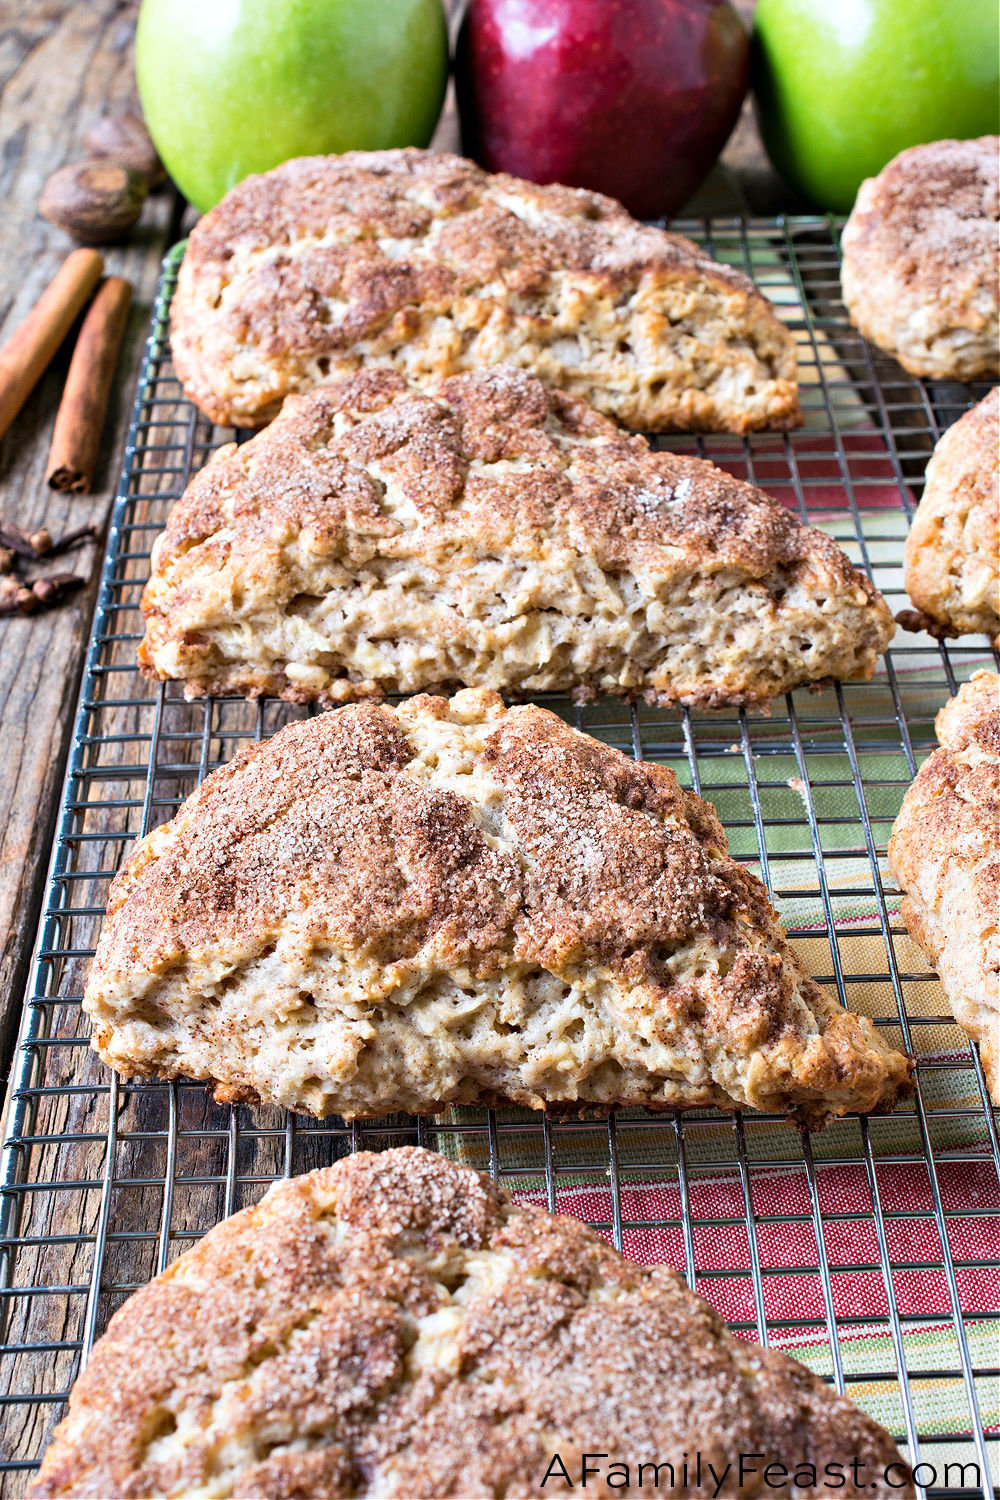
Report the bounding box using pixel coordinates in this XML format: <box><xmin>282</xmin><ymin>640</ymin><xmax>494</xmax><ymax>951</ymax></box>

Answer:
<box><xmin>39</xmin><ymin>161</ymin><xmax>148</xmax><ymax>244</ymax></box>
<box><xmin>84</xmin><ymin>112</ymin><xmax>166</xmax><ymax>188</ymax></box>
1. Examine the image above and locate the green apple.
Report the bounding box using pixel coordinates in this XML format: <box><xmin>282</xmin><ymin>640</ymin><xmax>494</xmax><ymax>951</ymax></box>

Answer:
<box><xmin>751</xmin><ymin>0</ymin><xmax>1000</xmax><ymax>213</ymax></box>
<box><xmin>136</xmin><ymin>0</ymin><xmax>449</xmax><ymax>213</ymax></box>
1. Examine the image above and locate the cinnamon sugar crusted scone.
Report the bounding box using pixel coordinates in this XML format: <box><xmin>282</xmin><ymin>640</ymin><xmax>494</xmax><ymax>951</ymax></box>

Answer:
<box><xmin>84</xmin><ymin>689</ymin><xmax>912</xmax><ymax>1128</ymax></box>
<box><xmin>30</xmin><ymin>1148</ymin><xmax>915</xmax><ymax>1500</ymax></box>
<box><xmin>841</xmin><ymin>137</ymin><xmax>999</xmax><ymax>380</ymax></box>
<box><xmin>888</xmin><ymin>671</ymin><xmax>1000</xmax><ymax>1104</ymax></box>
<box><xmin>139</xmin><ymin>368</ymin><xmax>893</xmax><ymax>711</ymax></box>
<box><xmin>170</xmin><ymin>148</ymin><xmax>801</xmax><ymax>433</ymax></box>
<box><xmin>904</xmin><ymin>389</ymin><xmax>999</xmax><ymax>644</ymax></box>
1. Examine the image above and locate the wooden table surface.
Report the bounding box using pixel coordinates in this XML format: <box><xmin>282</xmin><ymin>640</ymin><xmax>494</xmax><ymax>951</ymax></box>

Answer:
<box><xmin>0</xmin><ymin>0</ymin><xmax>791</xmax><ymax>1088</ymax></box>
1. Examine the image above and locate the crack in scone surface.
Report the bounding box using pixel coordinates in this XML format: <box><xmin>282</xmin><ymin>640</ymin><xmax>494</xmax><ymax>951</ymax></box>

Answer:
<box><xmin>84</xmin><ymin>688</ymin><xmax>911</xmax><ymax>1127</ymax></box>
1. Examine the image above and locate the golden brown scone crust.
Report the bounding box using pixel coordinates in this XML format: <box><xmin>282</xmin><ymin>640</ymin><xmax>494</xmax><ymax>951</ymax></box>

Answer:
<box><xmin>170</xmin><ymin>148</ymin><xmax>801</xmax><ymax>434</ymax></box>
<box><xmin>84</xmin><ymin>688</ymin><xmax>911</xmax><ymax>1128</ymax></box>
<box><xmin>904</xmin><ymin>389</ymin><xmax>999</xmax><ymax>644</ymax></box>
<box><xmin>888</xmin><ymin>670</ymin><xmax>1000</xmax><ymax>1102</ymax></box>
<box><xmin>841</xmin><ymin>137</ymin><xmax>999</xmax><ymax>380</ymax></box>
<box><xmin>139</xmin><ymin>368</ymin><xmax>893</xmax><ymax>711</ymax></box>
<box><xmin>30</xmin><ymin>1147</ymin><xmax>915</xmax><ymax>1499</ymax></box>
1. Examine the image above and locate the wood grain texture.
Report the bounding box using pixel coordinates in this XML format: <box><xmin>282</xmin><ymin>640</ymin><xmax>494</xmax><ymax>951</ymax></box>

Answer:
<box><xmin>0</xmin><ymin>0</ymin><xmax>176</xmax><ymax>1081</ymax></box>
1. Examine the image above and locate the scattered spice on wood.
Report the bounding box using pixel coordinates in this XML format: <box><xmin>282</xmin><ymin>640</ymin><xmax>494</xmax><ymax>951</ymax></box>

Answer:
<box><xmin>0</xmin><ymin>248</ymin><xmax>104</xmax><ymax>442</ymax></box>
<box><xmin>46</xmin><ymin>521</ymin><xmax>101</xmax><ymax>555</ymax></box>
<box><xmin>0</xmin><ymin>571</ymin><xmax>85</xmax><ymax>616</ymax></box>
<box><xmin>46</xmin><ymin>275</ymin><xmax>132</xmax><ymax>492</ymax></box>
<box><xmin>0</xmin><ymin>257</ymin><xmax>113</xmax><ymax>620</ymax></box>
<box><xmin>0</xmin><ymin>578</ymin><xmax>37</xmax><ymax>615</ymax></box>
<box><xmin>30</xmin><ymin>572</ymin><xmax>85</xmax><ymax>608</ymax></box>
<box><xmin>0</xmin><ymin>514</ymin><xmax>98</xmax><ymax>621</ymax></box>
<box><xmin>0</xmin><ymin>520</ymin><xmax>43</xmax><ymax>559</ymax></box>
<box><xmin>0</xmin><ymin>516</ymin><xmax>99</xmax><ymax>559</ymax></box>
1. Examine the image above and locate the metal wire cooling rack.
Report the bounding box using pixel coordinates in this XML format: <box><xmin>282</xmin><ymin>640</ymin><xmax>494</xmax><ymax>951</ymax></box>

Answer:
<box><xmin>0</xmin><ymin>218</ymin><xmax>997</xmax><ymax>1497</ymax></box>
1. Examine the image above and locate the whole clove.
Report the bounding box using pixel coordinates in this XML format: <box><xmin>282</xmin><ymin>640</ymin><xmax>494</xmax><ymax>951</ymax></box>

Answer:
<box><xmin>0</xmin><ymin>516</ymin><xmax>97</xmax><ymax>621</ymax></box>
<box><xmin>0</xmin><ymin>517</ymin><xmax>99</xmax><ymax>560</ymax></box>
<box><xmin>0</xmin><ymin>518</ymin><xmax>50</xmax><ymax>558</ymax></box>
<box><xmin>45</xmin><ymin>521</ymin><xmax>100</xmax><ymax>556</ymax></box>
<box><xmin>0</xmin><ymin>577</ymin><xmax>37</xmax><ymax>615</ymax></box>
<box><xmin>30</xmin><ymin>571</ymin><xmax>84</xmax><ymax>607</ymax></box>
<box><xmin>0</xmin><ymin>520</ymin><xmax>38</xmax><ymax>559</ymax></box>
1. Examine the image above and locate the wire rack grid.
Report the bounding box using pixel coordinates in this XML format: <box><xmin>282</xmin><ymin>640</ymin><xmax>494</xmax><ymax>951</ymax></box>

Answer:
<box><xmin>0</xmin><ymin>218</ymin><xmax>997</xmax><ymax>1497</ymax></box>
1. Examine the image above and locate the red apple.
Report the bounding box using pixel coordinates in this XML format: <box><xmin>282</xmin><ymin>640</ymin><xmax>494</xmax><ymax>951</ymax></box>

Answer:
<box><xmin>455</xmin><ymin>0</ymin><xmax>749</xmax><ymax>219</ymax></box>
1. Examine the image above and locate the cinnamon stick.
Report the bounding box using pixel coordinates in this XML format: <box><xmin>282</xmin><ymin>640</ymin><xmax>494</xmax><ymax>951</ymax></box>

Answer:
<box><xmin>46</xmin><ymin>275</ymin><xmax>132</xmax><ymax>492</ymax></box>
<box><xmin>0</xmin><ymin>248</ymin><xmax>104</xmax><ymax>442</ymax></box>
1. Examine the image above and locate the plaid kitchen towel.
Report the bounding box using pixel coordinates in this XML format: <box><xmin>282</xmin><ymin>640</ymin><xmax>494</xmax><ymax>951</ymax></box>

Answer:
<box><xmin>434</xmin><ymin>1115</ymin><xmax>998</xmax><ymax>1473</ymax></box>
<box><xmin>503</xmin><ymin>1169</ymin><xmax>999</xmax><ymax>1474</ymax></box>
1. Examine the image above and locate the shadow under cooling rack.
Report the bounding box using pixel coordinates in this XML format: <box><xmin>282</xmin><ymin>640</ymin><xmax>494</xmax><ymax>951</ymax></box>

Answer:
<box><xmin>0</xmin><ymin>219</ymin><xmax>997</xmax><ymax>1497</ymax></box>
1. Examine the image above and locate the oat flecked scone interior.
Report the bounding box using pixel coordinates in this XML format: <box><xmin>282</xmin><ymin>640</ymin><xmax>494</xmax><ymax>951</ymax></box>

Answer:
<box><xmin>904</xmin><ymin>388</ymin><xmax>999</xmax><ymax>646</ymax></box>
<box><xmin>170</xmin><ymin>148</ymin><xmax>801</xmax><ymax>434</ymax></box>
<box><xmin>888</xmin><ymin>670</ymin><xmax>1000</xmax><ymax>1104</ymax></box>
<box><xmin>139</xmin><ymin>368</ymin><xmax>894</xmax><ymax>711</ymax></box>
<box><xmin>84</xmin><ymin>689</ymin><xmax>912</xmax><ymax>1129</ymax></box>
<box><xmin>30</xmin><ymin>1148</ymin><xmax>916</xmax><ymax>1500</ymax></box>
<box><xmin>841</xmin><ymin>137</ymin><xmax>999</xmax><ymax>381</ymax></box>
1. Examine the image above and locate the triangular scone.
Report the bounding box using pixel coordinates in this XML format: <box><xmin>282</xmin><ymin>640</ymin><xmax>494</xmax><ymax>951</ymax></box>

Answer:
<box><xmin>30</xmin><ymin>1149</ymin><xmax>915</xmax><ymax>1500</ymax></box>
<box><xmin>889</xmin><ymin>670</ymin><xmax>1000</xmax><ymax>1103</ymax></box>
<box><xmin>170</xmin><ymin>148</ymin><xmax>800</xmax><ymax>434</ymax></box>
<box><xmin>139</xmin><ymin>368</ymin><xmax>893</xmax><ymax>710</ymax></box>
<box><xmin>85</xmin><ymin>689</ymin><xmax>911</xmax><ymax>1128</ymax></box>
